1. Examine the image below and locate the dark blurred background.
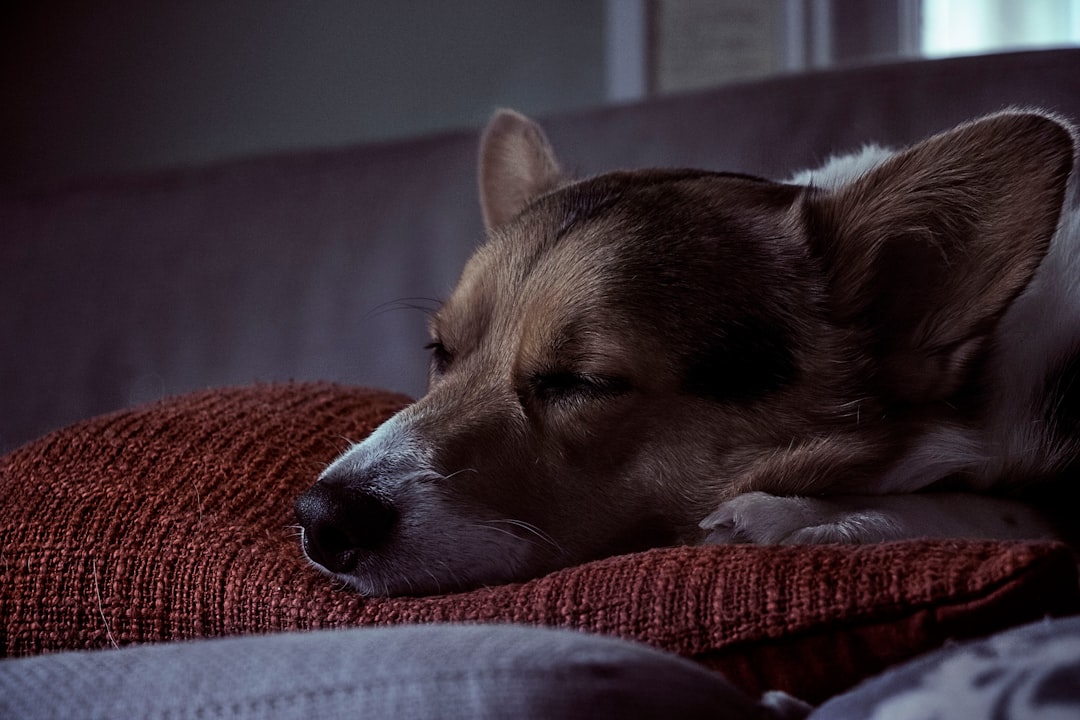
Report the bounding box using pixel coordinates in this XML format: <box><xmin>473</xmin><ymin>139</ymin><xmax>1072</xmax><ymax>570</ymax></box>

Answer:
<box><xmin>4</xmin><ymin>0</ymin><xmax>1077</xmax><ymax>191</ymax></box>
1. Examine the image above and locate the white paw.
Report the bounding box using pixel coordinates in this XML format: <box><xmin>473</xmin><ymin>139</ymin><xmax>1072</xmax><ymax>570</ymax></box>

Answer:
<box><xmin>699</xmin><ymin>492</ymin><xmax>817</xmax><ymax>544</ymax></box>
<box><xmin>700</xmin><ymin>492</ymin><xmax>901</xmax><ymax>545</ymax></box>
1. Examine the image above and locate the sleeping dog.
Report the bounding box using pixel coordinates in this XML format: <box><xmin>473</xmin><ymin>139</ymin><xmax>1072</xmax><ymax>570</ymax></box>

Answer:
<box><xmin>295</xmin><ymin>108</ymin><xmax>1077</xmax><ymax>596</ymax></box>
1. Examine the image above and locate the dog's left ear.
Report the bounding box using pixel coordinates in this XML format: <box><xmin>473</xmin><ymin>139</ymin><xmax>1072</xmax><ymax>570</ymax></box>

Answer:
<box><xmin>478</xmin><ymin>109</ymin><xmax>565</xmax><ymax>232</ymax></box>
<box><xmin>807</xmin><ymin>111</ymin><xmax>1075</xmax><ymax>404</ymax></box>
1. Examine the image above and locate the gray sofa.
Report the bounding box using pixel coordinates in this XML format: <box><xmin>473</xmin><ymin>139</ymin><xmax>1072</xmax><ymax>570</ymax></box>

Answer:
<box><xmin>3</xmin><ymin>49</ymin><xmax>1079</xmax><ymax>454</ymax></box>
<box><xmin>3</xmin><ymin>49</ymin><xmax>1080</xmax><ymax>718</ymax></box>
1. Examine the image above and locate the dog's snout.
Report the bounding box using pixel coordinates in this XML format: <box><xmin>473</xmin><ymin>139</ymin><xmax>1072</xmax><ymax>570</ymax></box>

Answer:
<box><xmin>294</xmin><ymin>482</ymin><xmax>398</xmax><ymax>574</ymax></box>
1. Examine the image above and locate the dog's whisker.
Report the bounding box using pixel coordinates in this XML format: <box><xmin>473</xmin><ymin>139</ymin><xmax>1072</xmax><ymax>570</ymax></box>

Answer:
<box><xmin>363</xmin><ymin>296</ymin><xmax>442</xmax><ymax>321</ymax></box>
<box><xmin>479</xmin><ymin>519</ymin><xmax>565</xmax><ymax>554</ymax></box>
<box><xmin>498</xmin><ymin>519</ymin><xmax>562</xmax><ymax>550</ymax></box>
<box><xmin>400</xmin><ymin>573</ymin><xmax>415</xmax><ymax>595</ymax></box>
<box><xmin>423</xmin><ymin>568</ymin><xmax>444</xmax><ymax>595</ymax></box>
<box><xmin>433</xmin><ymin>558</ymin><xmax>464</xmax><ymax>593</ymax></box>
<box><xmin>438</xmin><ymin>467</ymin><xmax>479</xmax><ymax>481</ymax></box>
<box><xmin>474</xmin><ymin>523</ymin><xmax>521</xmax><ymax>541</ymax></box>
<box><xmin>366</xmin><ymin>296</ymin><xmax>441</xmax><ymax>313</ymax></box>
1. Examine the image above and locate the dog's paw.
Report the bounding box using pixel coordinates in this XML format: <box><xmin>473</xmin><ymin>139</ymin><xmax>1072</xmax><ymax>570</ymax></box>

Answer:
<box><xmin>700</xmin><ymin>492</ymin><xmax>901</xmax><ymax>545</ymax></box>
<box><xmin>700</xmin><ymin>492</ymin><xmax>817</xmax><ymax>544</ymax></box>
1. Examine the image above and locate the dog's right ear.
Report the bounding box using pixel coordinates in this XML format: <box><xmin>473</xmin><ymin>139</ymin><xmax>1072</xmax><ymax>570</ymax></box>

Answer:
<box><xmin>478</xmin><ymin>109</ymin><xmax>564</xmax><ymax>231</ymax></box>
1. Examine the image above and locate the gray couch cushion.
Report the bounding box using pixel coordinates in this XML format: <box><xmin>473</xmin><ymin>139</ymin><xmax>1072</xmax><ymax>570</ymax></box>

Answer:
<box><xmin>0</xmin><ymin>624</ymin><xmax>805</xmax><ymax>720</ymax></box>
<box><xmin>810</xmin><ymin>616</ymin><xmax>1080</xmax><ymax>719</ymax></box>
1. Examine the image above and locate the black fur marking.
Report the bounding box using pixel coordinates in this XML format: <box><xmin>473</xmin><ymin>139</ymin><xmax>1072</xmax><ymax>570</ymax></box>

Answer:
<box><xmin>550</xmin><ymin>170</ymin><xmax>772</xmax><ymax>242</ymax></box>
<box><xmin>555</xmin><ymin>188</ymin><xmax>621</xmax><ymax>241</ymax></box>
<box><xmin>680</xmin><ymin>315</ymin><xmax>797</xmax><ymax>403</ymax></box>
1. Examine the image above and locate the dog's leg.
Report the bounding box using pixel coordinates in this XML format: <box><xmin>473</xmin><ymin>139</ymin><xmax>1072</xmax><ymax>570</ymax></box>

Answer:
<box><xmin>701</xmin><ymin>492</ymin><xmax>1060</xmax><ymax>545</ymax></box>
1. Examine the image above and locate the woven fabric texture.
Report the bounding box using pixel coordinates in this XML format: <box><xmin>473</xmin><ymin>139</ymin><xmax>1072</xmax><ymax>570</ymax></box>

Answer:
<box><xmin>2</xmin><ymin>382</ymin><xmax>1078</xmax><ymax>703</ymax></box>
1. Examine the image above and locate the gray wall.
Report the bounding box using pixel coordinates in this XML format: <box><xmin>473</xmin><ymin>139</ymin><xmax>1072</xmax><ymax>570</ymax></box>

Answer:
<box><xmin>1</xmin><ymin>1</ymin><xmax>607</xmax><ymax>189</ymax></box>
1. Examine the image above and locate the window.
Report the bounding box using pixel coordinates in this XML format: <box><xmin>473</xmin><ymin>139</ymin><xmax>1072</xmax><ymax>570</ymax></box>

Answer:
<box><xmin>922</xmin><ymin>0</ymin><xmax>1080</xmax><ymax>57</ymax></box>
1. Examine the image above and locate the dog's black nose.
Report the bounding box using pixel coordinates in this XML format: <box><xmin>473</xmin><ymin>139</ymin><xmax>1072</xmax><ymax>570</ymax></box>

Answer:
<box><xmin>294</xmin><ymin>482</ymin><xmax>398</xmax><ymax>574</ymax></box>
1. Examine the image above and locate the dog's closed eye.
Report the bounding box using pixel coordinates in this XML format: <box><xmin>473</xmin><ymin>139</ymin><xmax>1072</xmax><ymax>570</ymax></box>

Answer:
<box><xmin>528</xmin><ymin>371</ymin><xmax>631</xmax><ymax>405</ymax></box>
<box><xmin>424</xmin><ymin>341</ymin><xmax>454</xmax><ymax>376</ymax></box>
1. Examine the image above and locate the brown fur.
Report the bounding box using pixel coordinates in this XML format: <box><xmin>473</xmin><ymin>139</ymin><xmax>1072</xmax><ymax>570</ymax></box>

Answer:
<box><xmin>295</xmin><ymin>108</ymin><xmax>1075</xmax><ymax>595</ymax></box>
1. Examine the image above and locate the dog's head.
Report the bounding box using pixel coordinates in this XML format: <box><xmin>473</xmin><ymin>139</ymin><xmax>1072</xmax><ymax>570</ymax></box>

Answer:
<box><xmin>296</xmin><ymin>109</ymin><xmax>1074</xmax><ymax>595</ymax></box>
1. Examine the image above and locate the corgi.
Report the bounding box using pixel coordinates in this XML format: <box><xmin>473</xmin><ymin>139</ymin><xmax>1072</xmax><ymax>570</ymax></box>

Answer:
<box><xmin>295</xmin><ymin>108</ymin><xmax>1077</xmax><ymax>596</ymax></box>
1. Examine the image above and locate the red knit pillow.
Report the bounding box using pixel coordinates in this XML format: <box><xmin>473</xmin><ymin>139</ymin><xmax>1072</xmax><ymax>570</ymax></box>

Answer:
<box><xmin>1</xmin><ymin>383</ymin><xmax>1077</xmax><ymax>704</ymax></box>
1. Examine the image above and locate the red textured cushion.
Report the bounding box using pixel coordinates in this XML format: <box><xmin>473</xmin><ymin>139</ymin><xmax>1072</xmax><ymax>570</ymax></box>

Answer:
<box><xmin>2</xmin><ymin>382</ymin><xmax>1077</xmax><ymax>703</ymax></box>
